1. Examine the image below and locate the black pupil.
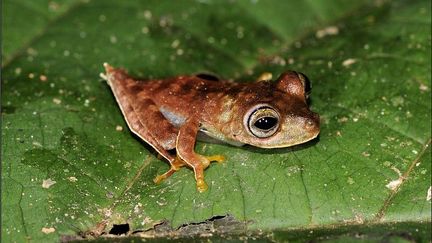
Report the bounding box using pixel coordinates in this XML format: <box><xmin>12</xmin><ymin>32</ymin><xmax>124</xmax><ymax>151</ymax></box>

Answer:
<box><xmin>254</xmin><ymin>117</ymin><xmax>278</xmax><ymax>130</ymax></box>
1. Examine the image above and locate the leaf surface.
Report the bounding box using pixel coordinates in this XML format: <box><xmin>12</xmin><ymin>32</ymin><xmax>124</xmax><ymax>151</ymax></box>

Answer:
<box><xmin>1</xmin><ymin>0</ymin><xmax>430</xmax><ymax>242</ymax></box>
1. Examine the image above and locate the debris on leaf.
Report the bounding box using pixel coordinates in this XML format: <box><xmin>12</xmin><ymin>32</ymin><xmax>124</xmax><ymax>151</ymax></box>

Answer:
<box><xmin>39</xmin><ymin>75</ymin><xmax>47</xmax><ymax>82</ymax></box>
<box><xmin>419</xmin><ymin>83</ymin><xmax>428</xmax><ymax>91</ymax></box>
<box><xmin>141</xmin><ymin>216</ymin><xmax>153</xmax><ymax>226</ymax></box>
<box><xmin>427</xmin><ymin>186</ymin><xmax>431</xmax><ymax>201</ymax></box>
<box><xmin>80</xmin><ymin>221</ymin><xmax>107</xmax><ymax>239</ymax></box>
<box><xmin>133</xmin><ymin>215</ymin><xmax>246</xmax><ymax>238</ymax></box>
<box><xmin>342</xmin><ymin>58</ymin><xmax>357</xmax><ymax>67</ymax></box>
<box><xmin>316</xmin><ymin>26</ymin><xmax>339</xmax><ymax>38</ymax></box>
<box><xmin>386</xmin><ymin>178</ymin><xmax>403</xmax><ymax>191</ymax></box>
<box><xmin>41</xmin><ymin>227</ymin><xmax>55</xmax><ymax>234</ymax></box>
<box><xmin>42</xmin><ymin>178</ymin><xmax>56</xmax><ymax>189</ymax></box>
<box><xmin>52</xmin><ymin>98</ymin><xmax>62</xmax><ymax>104</ymax></box>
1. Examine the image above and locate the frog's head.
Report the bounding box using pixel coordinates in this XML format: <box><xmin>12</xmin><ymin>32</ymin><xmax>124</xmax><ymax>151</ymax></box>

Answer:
<box><xmin>234</xmin><ymin>71</ymin><xmax>320</xmax><ymax>148</ymax></box>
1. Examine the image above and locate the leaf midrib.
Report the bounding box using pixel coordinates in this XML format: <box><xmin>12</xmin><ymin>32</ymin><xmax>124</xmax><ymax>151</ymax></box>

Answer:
<box><xmin>374</xmin><ymin>138</ymin><xmax>431</xmax><ymax>221</ymax></box>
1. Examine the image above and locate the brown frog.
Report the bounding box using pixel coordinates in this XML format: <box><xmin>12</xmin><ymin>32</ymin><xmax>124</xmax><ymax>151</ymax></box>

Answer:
<box><xmin>100</xmin><ymin>63</ymin><xmax>320</xmax><ymax>192</ymax></box>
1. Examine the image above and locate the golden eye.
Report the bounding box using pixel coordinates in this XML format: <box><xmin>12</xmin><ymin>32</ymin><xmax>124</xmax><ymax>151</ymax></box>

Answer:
<box><xmin>247</xmin><ymin>106</ymin><xmax>280</xmax><ymax>138</ymax></box>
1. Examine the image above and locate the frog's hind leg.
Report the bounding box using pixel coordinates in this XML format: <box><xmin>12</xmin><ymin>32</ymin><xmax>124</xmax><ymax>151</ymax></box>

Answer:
<box><xmin>102</xmin><ymin>63</ymin><xmax>184</xmax><ymax>182</ymax></box>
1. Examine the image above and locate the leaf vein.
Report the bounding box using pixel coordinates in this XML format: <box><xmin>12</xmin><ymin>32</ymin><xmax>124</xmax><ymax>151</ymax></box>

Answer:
<box><xmin>374</xmin><ymin>138</ymin><xmax>431</xmax><ymax>221</ymax></box>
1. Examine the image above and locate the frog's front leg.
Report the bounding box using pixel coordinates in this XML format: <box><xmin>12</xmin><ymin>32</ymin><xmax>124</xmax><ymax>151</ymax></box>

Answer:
<box><xmin>153</xmin><ymin>155</ymin><xmax>185</xmax><ymax>184</ymax></box>
<box><xmin>176</xmin><ymin>118</ymin><xmax>224</xmax><ymax>192</ymax></box>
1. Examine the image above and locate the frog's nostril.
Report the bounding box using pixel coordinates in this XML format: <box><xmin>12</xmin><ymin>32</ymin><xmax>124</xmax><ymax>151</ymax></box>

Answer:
<box><xmin>306</xmin><ymin>120</ymin><xmax>315</xmax><ymax>128</ymax></box>
<box><xmin>304</xmin><ymin>117</ymin><xmax>319</xmax><ymax>131</ymax></box>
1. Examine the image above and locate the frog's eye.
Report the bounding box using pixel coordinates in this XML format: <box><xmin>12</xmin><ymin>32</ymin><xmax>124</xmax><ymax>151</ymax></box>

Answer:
<box><xmin>247</xmin><ymin>107</ymin><xmax>280</xmax><ymax>138</ymax></box>
<box><xmin>275</xmin><ymin>71</ymin><xmax>312</xmax><ymax>99</ymax></box>
<box><xmin>297</xmin><ymin>72</ymin><xmax>312</xmax><ymax>99</ymax></box>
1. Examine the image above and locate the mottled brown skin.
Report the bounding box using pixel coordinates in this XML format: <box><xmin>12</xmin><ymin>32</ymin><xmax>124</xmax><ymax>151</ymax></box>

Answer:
<box><xmin>101</xmin><ymin>63</ymin><xmax>320</xmax><ymax>192</ymax></box>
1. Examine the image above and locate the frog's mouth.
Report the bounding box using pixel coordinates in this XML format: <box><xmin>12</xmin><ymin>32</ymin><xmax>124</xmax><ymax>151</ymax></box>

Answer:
<box><xmin>273</xmin><ymin>129</ymin><xmax>320</xmax><ymax>148</ymax></box>
<box><xmin>251</xmin><ymin>114</ymin><xmax>320</xmax><ymax>149</ymax></box>
<box><xmin>254</xmin><ymin>129</ymin><xmax>320</xmax><ymax>149</ymax></box>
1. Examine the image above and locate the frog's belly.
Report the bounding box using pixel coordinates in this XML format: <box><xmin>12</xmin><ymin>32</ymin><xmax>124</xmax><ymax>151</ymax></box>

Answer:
<box><xmin>159</xmin><ymin>106</ymin><xmax>244</xmax><ymax>147</ymax></box>
<box><xmin>198</xmin><ymin>128</ymin><xmax>245</xmax><ymax>147</ymax></box>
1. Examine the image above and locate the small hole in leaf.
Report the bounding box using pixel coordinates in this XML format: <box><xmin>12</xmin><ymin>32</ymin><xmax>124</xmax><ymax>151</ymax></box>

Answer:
<box><xmin>109</xmin><ymin>224</ymin><xmax>130</xmax><ymax>235</ymax></box>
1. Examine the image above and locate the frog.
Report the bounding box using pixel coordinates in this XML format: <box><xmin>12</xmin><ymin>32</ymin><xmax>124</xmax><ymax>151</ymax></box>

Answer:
<box><xmin>100</xmin><ymin>63</ymin><xmax>320</xmax><ymax>192</ymax></box>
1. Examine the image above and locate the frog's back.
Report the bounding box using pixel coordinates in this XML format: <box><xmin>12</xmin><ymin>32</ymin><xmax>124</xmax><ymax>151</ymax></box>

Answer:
<box><xmin>145</xmin><ymin>75</ymin><xmax>233</xmax><ymax>97</ymax></box>
<box><xmin>142</xmin><ymin>75</ymin><xmax>238</xmax><ymax>111</ymax></box>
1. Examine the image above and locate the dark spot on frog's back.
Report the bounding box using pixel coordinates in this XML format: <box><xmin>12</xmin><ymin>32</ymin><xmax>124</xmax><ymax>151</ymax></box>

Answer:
<box><xmin>127</xmin><ymin>82</ymin><xmax>149</xmax><ymax>96</ymax></box>
<box><xmin>196</xmin><ymin>73</ymin><xmax>220</xmax><ymax>81</ymax></box>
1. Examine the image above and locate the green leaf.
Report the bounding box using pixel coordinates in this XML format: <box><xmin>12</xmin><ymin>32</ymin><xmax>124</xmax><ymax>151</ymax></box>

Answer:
<box><xmin>2</xmin><ymin>0</ymin><xmax>430</xmax><ymax>242</ymax></box>
<box><xmin>2</xmin><ymin>0</ymin><xmax>82</xmax><ymax>64</ymax></box>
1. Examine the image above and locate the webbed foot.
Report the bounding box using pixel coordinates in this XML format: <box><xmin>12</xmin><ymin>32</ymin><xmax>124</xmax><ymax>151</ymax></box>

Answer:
<box><xmin>153</xmin><ymin>169</ymin><xmax>177</xmax><ymax>184</ymax></box>
<box><xmin>154</xmin><ymin>148</ymin><xmax>226</xmax><ymax>192</ymax></box>
<box><xmin>194</xmin><ymin>154</ymin><xmax>225</xmax><ymax>192</ymax></box>
<box><xmin>200</xmin><ymin>154</ymin><xmax>225</xmax><ymax>169</ymax></box>
<box><xmin>196</xmin><ymin>178</ymin><xmax>208</xmax><ymax>193</ymax></box>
